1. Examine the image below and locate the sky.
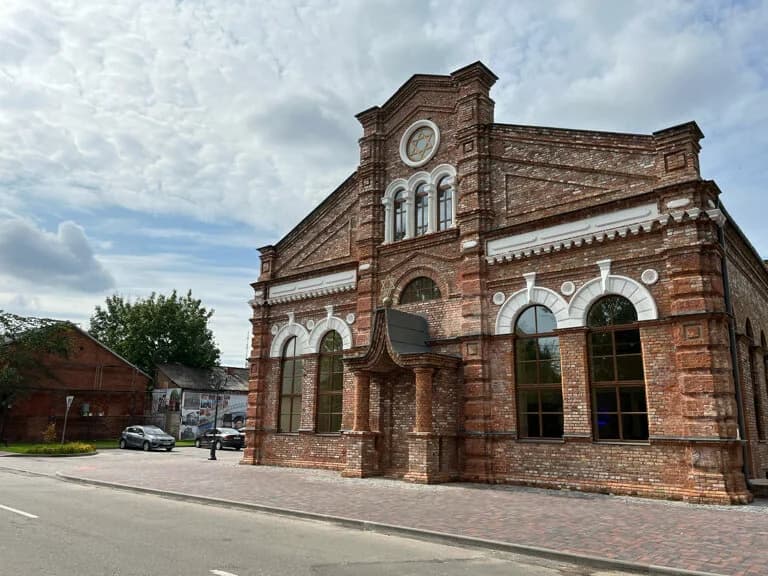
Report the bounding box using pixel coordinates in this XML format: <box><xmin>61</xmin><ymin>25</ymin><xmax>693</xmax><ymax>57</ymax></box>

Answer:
<box><xmin>1</xmin><ymin>0</ymin><xmax>766</xmax><ymax>367</ymax></box>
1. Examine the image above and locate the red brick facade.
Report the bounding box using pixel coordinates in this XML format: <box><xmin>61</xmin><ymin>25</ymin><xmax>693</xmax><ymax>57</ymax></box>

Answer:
<box><xmin>5</xmin><ymin>327</ymin><xmax>149</xmax><ymax>442</ymax></box>
<box><xmin>242</xmin><ymin>62</ymin><xmax>767</xmax><ymax>504</ymax></box>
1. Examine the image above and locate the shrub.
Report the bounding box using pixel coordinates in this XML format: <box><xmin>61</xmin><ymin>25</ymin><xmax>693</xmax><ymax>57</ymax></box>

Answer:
<box><xmin>42</xmin><ymin>423</ymin><xmax>57</xmax><ymax>443</ymax></box>
<box><xmin>24</xmin><ymin>442</ymin><xmax>95</xmax><ymax>455</ymax></box>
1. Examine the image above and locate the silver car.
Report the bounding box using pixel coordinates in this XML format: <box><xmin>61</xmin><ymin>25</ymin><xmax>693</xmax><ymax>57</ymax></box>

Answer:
<box><xmin>119</xmin><ymin>425</ymin><xmax>175</xmax><ymax>451</ymax></box>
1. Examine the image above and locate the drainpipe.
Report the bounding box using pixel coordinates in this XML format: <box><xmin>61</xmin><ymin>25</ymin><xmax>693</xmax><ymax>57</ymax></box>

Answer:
<box><xmin>717</xmin><ymin>202</ymin><xmax>750</xmax><ymax>479</ymax></box>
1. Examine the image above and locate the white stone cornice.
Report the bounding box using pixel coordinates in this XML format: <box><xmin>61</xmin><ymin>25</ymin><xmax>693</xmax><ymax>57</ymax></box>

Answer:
<box><xmin>485</xmin><ymin>203</ymin><xmax>723</xmax><ymax>265</ymax></box>
<box><xmin>264</xmin><ymin>269</ymin><xmax>357</xmax><ymax>305</ymax></box>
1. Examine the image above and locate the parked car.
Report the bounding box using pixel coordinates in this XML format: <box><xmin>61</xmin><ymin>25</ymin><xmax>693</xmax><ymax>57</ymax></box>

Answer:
<box><xmin>195</xmin><ymin>427</ymin><xmax>244</xmax><ymax>450</ymax></box>
<box><xmin>119</xmin><ymin>425</ymin><xmax>175</xmax><ymax>451</ymax></box>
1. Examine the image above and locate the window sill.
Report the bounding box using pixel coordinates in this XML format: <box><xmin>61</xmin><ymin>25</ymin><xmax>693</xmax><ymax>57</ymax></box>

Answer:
<box><xmin>518</xmin><ymin>437</ymin><xmax>565</xmax><ymax>444</ymax></box>
<box><xmin>593</xmin><ymin>440</ymin><xmax>650</xmax><ymax>446</ymax></box>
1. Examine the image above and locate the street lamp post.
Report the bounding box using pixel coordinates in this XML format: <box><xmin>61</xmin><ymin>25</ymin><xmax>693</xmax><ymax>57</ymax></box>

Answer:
<box><xmin>208</xmin><ymin>369</ymin><xmax>227</xmax><ymax>461</ymax></box>
<box><xmin>208</xmin><ymin>387</ymin><xmax>220</xmax><ymax>461</ymax></box>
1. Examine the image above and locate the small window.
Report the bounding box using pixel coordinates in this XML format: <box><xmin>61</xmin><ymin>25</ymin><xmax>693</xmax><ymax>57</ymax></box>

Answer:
<box><xmin>437</xmin><ymin>176</ymin><xmax>453</xmax><ymax>230</ymax></box>
<box><xmin>400</xmin><ymin>277</ymin><xmax>441</xmax><ymax>304</ymax></box>
<box><xmin>316</xmin><ymin>331</ymin><xmax>344</xmax><ymax>433</ymax></box>
<box><xmin>394</xmin><ymin>190</ymin><xmax>407</xmax><ymax>241</ymax></box>
<box><xmin>414</xmin><ymin>183</ymin><xmax>429</xmax><ymax>237</ymax></box>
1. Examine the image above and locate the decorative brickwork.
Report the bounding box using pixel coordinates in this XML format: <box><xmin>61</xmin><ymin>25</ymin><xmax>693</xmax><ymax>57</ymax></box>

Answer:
<box><xmin>244</xmin><ymin>62</ymin><xmax>766</xmax><ymax>503</ymax></box>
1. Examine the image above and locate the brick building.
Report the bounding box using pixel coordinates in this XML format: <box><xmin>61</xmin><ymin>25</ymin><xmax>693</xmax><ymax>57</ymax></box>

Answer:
<box><xmin>243</xmin><ymin>62</ymin><xmax>768</xmax><ymax>504</ymax></box>
<box><xmin>5</xmin><ymin>326</ymin><xmax>148</xmax><ymax>442</ymax></box>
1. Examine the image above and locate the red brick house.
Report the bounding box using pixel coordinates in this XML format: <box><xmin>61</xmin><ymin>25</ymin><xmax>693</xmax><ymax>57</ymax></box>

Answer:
<box><xmin>5</xmin><ymin>326</ymin><xmax>149</xmax><ymax>442</ymax></box>
<box><xmin>243</xmin><ymin>62</ymin><xmax>768</xmax><ymax>504</ymax></box>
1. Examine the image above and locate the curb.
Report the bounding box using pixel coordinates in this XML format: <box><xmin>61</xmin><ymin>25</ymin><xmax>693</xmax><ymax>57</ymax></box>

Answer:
<box><xmin>56</xmin><ymin>473</ymin><xmax>724</xmax><ymax>576</ymax></box>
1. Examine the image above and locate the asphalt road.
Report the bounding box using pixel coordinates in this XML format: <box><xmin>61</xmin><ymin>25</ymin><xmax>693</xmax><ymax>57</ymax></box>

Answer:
<box><xmin>0</xmin><ymin>469</ymin><xmax>632</xmax><ymax>576</ymax></box>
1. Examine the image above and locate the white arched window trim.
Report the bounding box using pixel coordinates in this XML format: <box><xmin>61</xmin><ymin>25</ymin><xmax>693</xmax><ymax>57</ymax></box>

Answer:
<box><xmin>307</xmin><ymin>316</ymin><xmax>353</xmax><ymax>352</ymax></box>
<box><xmin>270</xmin><ymin>323</ymin><xmax>310</xmax><ymax>358</ymax></box>
<box><xmin>382</xmin><ymin>164</ymin><xmax>456</xmax><ymax>244</ymax></box>
<box><xmin>495</xmin><ymin>287</ymin><xmax>569</xmax><ymax>334</ymax></box>
<box><xmin>564</xmin><ymin>275</ymin><xmax>657</xmax><ymax>328</ymax></box>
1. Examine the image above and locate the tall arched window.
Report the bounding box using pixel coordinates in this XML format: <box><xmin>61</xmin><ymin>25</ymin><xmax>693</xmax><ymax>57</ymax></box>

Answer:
<box><xmin>279</xmin><ymin>336</ymin><xmax>303</xmax><ymax>433</ymax></box>
<box><xmin>414</xmin><ymin>183</ymin><xmax>428</xmax><ymax>236</ymax></box>
<box><xmin>400</xmin><ymin>276</ymin><xmax>441</xmax><ymax>304</ymax></box>
<box><xmin>317</xmin><ymin>331</ymin><xmax>344</xmax><ymax>433</ymax></box>
<box><xmin>515</xmin><ymin>305</ymin><xmax>562</xmax><ymax>438</ymax></box>
<box><xmin>394</xmin><ymin>190</ymin><xmax>407</xmax><ymax>241</ymax></box>
<box><xmin>747</xmin><ymin>321</ymin><xmax>764</xmax><ymax>440</ymax></box>
<box><xmin>588</xmin><ymin>296</ymin><xmax>647</xmax><ymax>441</ymax></box>
<box><xmin>437</xmin><ymin>176</ymin><xmax>453</xmax><ymax>231</ymax></box>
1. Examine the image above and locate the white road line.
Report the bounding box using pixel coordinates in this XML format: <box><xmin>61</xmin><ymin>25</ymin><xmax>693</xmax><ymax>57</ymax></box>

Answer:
<box><xmin>0</xmin><ymin>504</ymin><xmax>38</xmax><ymax>519</ymax></box>
<box><xmin>210</xmin><ymin>571</ymin><xmax>239</xmax><ymax>576</ymax></box>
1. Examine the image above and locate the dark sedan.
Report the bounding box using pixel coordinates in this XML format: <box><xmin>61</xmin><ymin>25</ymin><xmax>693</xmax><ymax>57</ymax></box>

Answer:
<box><xmin>195</xmin><ymin>428</ymin><xmax>244</xmax><ymax>450</ymax></box>
<box><xmin>119</xmin><ymin>425</ymin><xmax>175</xmax><ymax>451</ymax></box>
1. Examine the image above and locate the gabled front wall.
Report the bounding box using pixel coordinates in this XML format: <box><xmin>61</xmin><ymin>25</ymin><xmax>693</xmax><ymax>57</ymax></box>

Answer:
<box><xmin>6</xmin><ymin>329</ymin><xmax>148</xmax><ymax>442</ymax></box>
<box><xmin>243</xmin><ymin>63</ymin><xmax>765</xmax><ymax>503</ymax></box>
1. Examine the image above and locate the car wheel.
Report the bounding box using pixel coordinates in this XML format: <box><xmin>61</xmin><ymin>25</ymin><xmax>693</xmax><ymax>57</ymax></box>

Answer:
<box><xmin>166</xmin><ymin>447</ymin><xmax>173</xmax><ymax>452</ymax></box>
<box><xmin>119</xmin><ymin>439</ymin><xmax>126</xmax><ymax>449</ymax></box>
<box><xmin>216</xmin><ymin>440</ymin><xmax>222</xmax><ymax>451</ymax></box>
<box><xmin>142</xmin><ymin>441</ymin><xmax>150</xmax><ymax>451</ymax></box>
<box><xmin>195</xmin><ymin>439</ymin><xmax>201</xmax><ymax>448</ymax></box>
<box><xmin>236</xmin><ymin>446</ymin><xmax>241</xmax><ymax>451</ymax></box>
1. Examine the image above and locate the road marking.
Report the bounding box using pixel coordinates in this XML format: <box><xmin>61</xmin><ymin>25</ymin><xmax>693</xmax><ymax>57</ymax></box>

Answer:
<box><xmin>210</xmin><ymin>571</ymin><xmax>239</xmax><ymax>576</ymax></box>
<box><xmin>0</xmin><ymin>504</ymin><xmax>38</xmax><ymax>519</ymax></box>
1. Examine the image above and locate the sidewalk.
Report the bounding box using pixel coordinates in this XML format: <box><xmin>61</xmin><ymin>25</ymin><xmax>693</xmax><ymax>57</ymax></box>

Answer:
<box><xmin>2</xmin><ymin>448</ymin><xmax>767</xmax><ymax>576</ymax></box>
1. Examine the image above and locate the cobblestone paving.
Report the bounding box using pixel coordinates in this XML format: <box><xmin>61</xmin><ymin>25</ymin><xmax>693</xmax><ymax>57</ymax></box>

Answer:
<box><xmin>3</xmin><ymin>448</ymin><xmax>767</xmax><ymax>575</ymax></box>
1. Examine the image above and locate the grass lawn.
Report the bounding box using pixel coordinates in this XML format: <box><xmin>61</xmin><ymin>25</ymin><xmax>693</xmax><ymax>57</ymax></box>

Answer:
<box><xmin>2</xmin><ymin>439</ymin><xmax>195</xmax><ymax>453</ymax></box>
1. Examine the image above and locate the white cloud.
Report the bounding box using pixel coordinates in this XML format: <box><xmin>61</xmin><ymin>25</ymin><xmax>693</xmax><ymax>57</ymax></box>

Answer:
<box><xmin>0</xmin><ymin>217</ymin><xmax>114</xmax><ymax>292</ymax></box>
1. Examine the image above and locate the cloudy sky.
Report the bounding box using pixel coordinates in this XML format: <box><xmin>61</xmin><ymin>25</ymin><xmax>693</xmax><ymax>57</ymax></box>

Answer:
<box><xmin>1</xmin><ymin>0</ymin><xmax>766</xmax><ymax>366</ymax></box>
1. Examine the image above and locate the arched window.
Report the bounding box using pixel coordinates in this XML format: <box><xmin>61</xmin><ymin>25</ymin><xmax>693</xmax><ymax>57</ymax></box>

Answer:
<box><xmin>515</xmin><ymin>305</ymin><xmax>562</xmax><ymax>438</ymax></box>
<box><xmin>278</xmin><ymin>336</ymin><xmax>303</xmax><ymax>433</ymax></box>
<box><xmin>437</xmin><ymin>176</ymin><xmax>453</xmax><ymax>231</ymax></box>
<box><xmin>316</xmin><ymin>331</ymin><xmax>343</xmax><ymax>433</ymax></box>
<box><xmin>747</xmin><ymin>321</ymin><xmax>764</xmax><ymax>440</ymax></box>
<box><xmin>588</xmin><ymin>296</ymin><xmax>647</xmax><ymax>441</ymax></box>
<box><xmin>400</xmin><ymin>276</ymin><xmax>441</xmax><ymax>304</ymax></box>
<box><xmin>394</xmin><ymin>190</ymin><xmax>407</xmax><ymax>241</ymax></box>
<box><xmin>414</xmin><ymin>183</ymin><xmax>429</xmax><ymax>236</ymax></box>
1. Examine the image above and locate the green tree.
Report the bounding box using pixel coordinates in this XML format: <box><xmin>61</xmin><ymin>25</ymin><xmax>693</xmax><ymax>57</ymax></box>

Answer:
<box><xmin>0</xmin><ymin>311</ymin><xmax>73</xmax><ymax>443</ymax></box>
<box><xmin>88</xmin><ymin>290</ymin><xmax>220</xmax><ymax>378</ymax></box>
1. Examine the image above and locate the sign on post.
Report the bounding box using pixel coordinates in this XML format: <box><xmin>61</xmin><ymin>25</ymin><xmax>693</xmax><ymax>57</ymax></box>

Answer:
<box><xmin>61</xmin><ymin>395</ymin><xmax>74</xmax><ymax>445</ymax></box>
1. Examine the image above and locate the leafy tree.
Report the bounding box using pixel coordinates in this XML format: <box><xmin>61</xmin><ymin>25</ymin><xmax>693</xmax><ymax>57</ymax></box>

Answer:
<box><xmin>89</xmin><ymin>290</ymin><xmax>220</xmax><ymax>378</ymax></box>
<box><xmin>0</xmin><ymin>311</ymin><xmax>73</xmax><ymax>443</ymax></box>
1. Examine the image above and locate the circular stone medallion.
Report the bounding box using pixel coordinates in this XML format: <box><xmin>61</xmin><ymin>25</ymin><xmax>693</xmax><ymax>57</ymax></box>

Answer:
<box><xmin>492</xmin><ymin>292</ymin><xmax>505</xmax><ymax>305</ymax></box>
<box><xmin>641</xmin><ymin>269</ymin><xmax>659</xmax><ymax>285</ymax></box>
<box><xmin>399</xmin><ymin>119</ymin><xmax>440</xmax><ymax>168</ymax></box>
<box><xmin>560</xmin><ymin>281</ymin><xmax>576</xmax><ymax>296</ymax></box>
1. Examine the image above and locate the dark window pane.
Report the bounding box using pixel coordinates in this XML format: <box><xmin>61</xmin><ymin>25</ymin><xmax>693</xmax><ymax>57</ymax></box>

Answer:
<box><xmin>621</xmin><ymin>414</ymin><xmax>649</xmax><ymax>440</ymax></box>
<box><xmin>535</xmin><ymin>306</ymin><xmax>557</xmax><ymax>333</ymax></box>
<box><xmin>516</xmin><ymin>338</ymin><xmax>538</xmax><ymax>361</ymax></box>
<box><xmin>516</xmin><ymin>362</ymin><xmax>538</xmax><ymax>385</ymax></box>
<box><xmin>515</xmin><ymin>307</ymin><xmax>537</xmax><ymax>335</ymax></box>
<box><xmin>615</xmin><ymin>329</ymin><xmax>641</xmax><ymax>355</ymax></box>
<box><xmin>321</xmin><ymin>331</ymin><xmax>342</xmax><ymax>353</ymax></box>
<box><xmin>539</xmin><ymin>360</ymin><xmax>562</xmax><ymax>384</ymax></box>
<box><xmin>317</xmin><ymin>414</ymin><xmax>330</xmax><ymax>433</ymax></box>
<box><xmin>537</xmin><ymin>337</ymin><xmax>559</xmax><ymax>360</ymax></box>
<box><xmin>331</xmin><ymin>394</ymin><xmax>343</xmax><ymax>412</ymax></box>
<box><xmin>329</xmin><ymin>414</ymin><xmax>342</xmax><ymax>433</ymax></box>
<box><xmin>590</xmin><ymin>332</ymin><xmax>613</xmax><ymax>356</ymax></box>
<box><xmin>318</xmin><ymin>394</ymin><xmax>331</xmax><ymax>414</ymax></box>
<box><xmin>521</xmin><ymin>390</ymin><xmax>539</xmax><ymax>412</ymax></box>
<box><xmin>541</xmin><ymin>414</ymin><xmax>564</xmax><ymax>437</ymax></box>
<box><xmin>591</xmin><ymin>357</ymin><xmax>615</xmax><ymax>382</ymax></box>
<box><xmin>279</xmin><ymin>413</ymin><xmax>291</xmax><ymax>433</ymax></box>
<box><xmin>596</xmin><ymin>413</ymin><xmax>620</xmax><ymax>439</ymax></box>
<box><xmin>540</xmin><ymin>390</ymin><xmax>563</xmax><ymax>412</ymax></box>
<box><xmin>588</xmin><ymin>296</ymin><xmax>638</xmax><ymax>327</ymax></box>
<box><xmin>520</xmin><ymin>412</ymin><xmax>540</xmax><ymax>437</ymax></box>
<box><xmin>595</xmin><ymin>388</ymin><xmax>618</xmax><ymax>412</ymax></box>
<box><xmin>619</xmin><ymin>387</ymin><xmax>647</xmax><ymax>412</ymax></box>
<box><xmin>616</xmin><ymin>355</ymin><xmax>644</xmax><ymax>381</ymax></box>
